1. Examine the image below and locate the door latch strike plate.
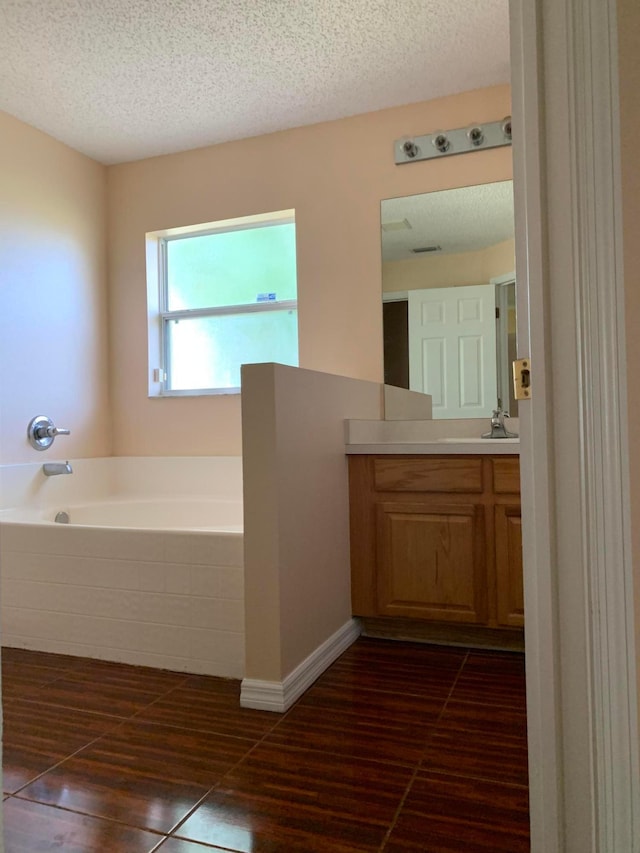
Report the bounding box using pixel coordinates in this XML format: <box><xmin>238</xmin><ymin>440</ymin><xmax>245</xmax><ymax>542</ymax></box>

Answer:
<box><xmin>513</xmin><ymin>358</ymin><xmax>531</xmax><ymax>400</ymax></box>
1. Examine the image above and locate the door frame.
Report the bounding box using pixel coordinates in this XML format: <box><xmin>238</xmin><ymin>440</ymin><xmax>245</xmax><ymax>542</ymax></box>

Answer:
<box><xmin>512</xmin><ymin>1</ymin><xmax>639</xmax><ymax>850</ymax></box>
<box><xmin>491</xmin><ymin>271</ymin><xmax>516</xmax><ymax>414</ymax></box>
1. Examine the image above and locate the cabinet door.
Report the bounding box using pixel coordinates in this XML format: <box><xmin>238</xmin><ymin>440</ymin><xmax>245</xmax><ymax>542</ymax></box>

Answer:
<box><xmin>376</xmin><ymin>502</ymin><xmax>487</xmax><ymax>623</ymax></box>
<box><xmin>495</xmin><ymin>504</ymin><xmax>524</xmax><ymax>627</ymax></box>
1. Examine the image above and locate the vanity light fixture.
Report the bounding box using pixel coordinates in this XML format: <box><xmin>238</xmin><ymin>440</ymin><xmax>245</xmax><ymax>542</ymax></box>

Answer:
<box><xmin>394</xmin><ymin>116</ymin><xmax>512</xmax><ymax>165</ymax></box>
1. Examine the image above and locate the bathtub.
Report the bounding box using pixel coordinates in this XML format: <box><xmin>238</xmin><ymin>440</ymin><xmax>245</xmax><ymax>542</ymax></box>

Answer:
<box><xmin>2</xmin><ymin>498</ymin><xmax>242</xmax><ymax>531</ymax></box>
<box><xmin>0</xmin><ymin>457</ymin><xmax>245</xmax><ymax>678</ymax></box>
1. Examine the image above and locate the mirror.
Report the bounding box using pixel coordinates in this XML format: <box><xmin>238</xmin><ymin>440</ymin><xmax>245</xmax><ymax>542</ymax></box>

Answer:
<box><xmin>381</xmin><ymin>180</ymin><xmax>516</xmax><ymax>418</ymax></box>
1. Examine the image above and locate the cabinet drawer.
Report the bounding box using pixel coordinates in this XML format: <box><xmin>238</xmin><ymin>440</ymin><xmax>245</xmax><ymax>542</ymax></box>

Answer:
<box><xmin>492</xmin><ymin>458</ymin><xmax>521</xmax><ymax>494</ymax></box>
<box><xmin>373</xmin><ymin>457</ymin><xmax>483</xmax><ymax>493</ymax></box>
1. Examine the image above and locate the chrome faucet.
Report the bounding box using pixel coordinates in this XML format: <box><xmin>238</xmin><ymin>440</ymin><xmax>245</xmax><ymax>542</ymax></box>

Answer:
<box><xmin>28</xmin><ymin>416</ymin><xmax>71</xmax><ymax>451</ymax></box>
<box><xmin>482</xmin><ymin>402</ymin><xmax>518</xmax><ymax>439</ymax></box>
<box><xmin>42</xmin><ymin>461</ymin><xmax>73</xmax><ymax>476</ymax></box>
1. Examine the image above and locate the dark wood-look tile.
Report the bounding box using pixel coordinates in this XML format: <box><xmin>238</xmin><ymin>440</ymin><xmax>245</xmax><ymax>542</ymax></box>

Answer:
<box><xmin>156</xmin><ymin>840</ymin><xmax>235</xmax><ymax>852</ymax></box>
<box><xmin>466</xmin><ymin>648</ymin><xmax>526</xmax><ymax>672</ymax></box>
<box><xmin>383</xmin><ymin>771</ymin><xmax>530</xmax><ymax>852</ymax></box>
<box><xmin>175</xmin><ymin>742</ymin><xmax>414</xmax><ymax>852</ymax></box>
<box><xmin>439</xmin><ymin>699</ymin><xmax>528</xmax><ymax>739</ymax></box>
<box><xmin>297</xmin><ymin>680</ymin><xmax>447</xmax><ymax>722</ymax></box>
<box><xmin>451</xmin><ymin>649</ymin><xmax>527</xmax><ymax>708</ymax></box>
<box><xmin>135</xmin><ymin>676</ymin><xmax>277</xmax><ymax>739</ymax></box>
<box><xmin>70</xmin><ymin>658</ymin><xmax>190</xmax><ymax>693</ymax></box>
<box><xmin>1</xmin><ymin>639</ymin><xmax>531</xmax><ymax>852</ymax></box>
<box><xmin>316</xmin><ymin>641</ymin><xmax>464</xmax><ymax>699</ymax></box>
<box><xmin>344</xmin><ymin>638</ymin><xmax>468</xmax><ymax>670</ymax></box>
<box><xmin>2</xmin><ymin>647</ymin><xmax>87</xmax><ymax>670</ymax></box>
<box><xmin>11</xmin><ymin>675</ymin><xmax>169</xmax><ymax>717</ymax></box>
<box><xmin>4</xmin><ymin>654</ymin><xmax>189</xmax><ymax>714</ymax></box>
<box><xmin>1</xmin><ymin>649</ymin><xmax>86</xmax><ymax>699</ymax></box>
<box><xmin>1</xmin><ymin>657</ymin><xmax>76</xmax><ymax>686</ymax></box>
<box><xmin>264</xmin><ymin>682</ymin><xmax>443</xmax><ymax>765</ymax></box>
<box><xmin>450</xmin><ymin>669</ymin><xmax>527</xmax><ymax>709</ymax></box>
<box><xmin>3</xmin><ymin>797</ymin><xmax>162</xmax><ymax>853</ymax></box>
<box><xmin>422</xmin><ymin>726</ymin><xmax>529</xmax><ymax>786</ymax></box>
<box><xmin>18</xmin><ymin>720</ymin><xmax>256</xmax><ymax>834</ymax></box>
<box><xmin>2</xmin><ymin>698</ymin><xmax>123</xmax><ymax>793</ymax></box>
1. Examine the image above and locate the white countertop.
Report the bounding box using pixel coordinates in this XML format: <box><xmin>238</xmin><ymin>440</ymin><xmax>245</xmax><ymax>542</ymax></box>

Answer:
<box><xmin>344</xmin><ymin>417</ymin><xmax>520</xmax><ymax>454</ymax></box>
<box><xmin>346</xmin><ymin>438</ymin><xmax>520</xmax><ymax>455</ymax></box>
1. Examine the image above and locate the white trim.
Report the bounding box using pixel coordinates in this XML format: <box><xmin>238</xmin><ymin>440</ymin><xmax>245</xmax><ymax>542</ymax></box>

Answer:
<box><xmin>490</xmin><ymin>271</ymin><xmax>516</xmax><ymax>288</ymax></box>
<box><xmin>161</xmin><ymin>300</ymin><xmax>298</xmax><ymax>321</ymax></box>
<box><xmin>514</xmin><ymin>0</ymin><xmax>640</xmax><ymax>850</ymax></box>
<box><xmin>157</xmin><ymin>386</ymin><xmax>241</xmax><ymax>398</ymax></box>
<box><xmin>565</xmin><ymin>0</ymin><xmax>639</xmax><ymax>847</ymax></box>
<box><xmin>148</xmin><ymin>208</ymin><xmax>296</xmax><ymax>239</ymax></box>
<box><xmin>510</xmin><ymin>4</ymin><xmax>563</xmax><ymax>849</ymax></box>
<box><xmin>491</xmin><ymin>271</ymin><xmax>516</xmax><ymax>413</ymax></box>
<box><xmin>240</xmin><ymin>619</ymin><xmax>361</xmax><ymax>712</ymax></box>
<box><xmin>382</xmin><ymin>290</ymin><xmax>408</xmax><ymax>303</ymax></box>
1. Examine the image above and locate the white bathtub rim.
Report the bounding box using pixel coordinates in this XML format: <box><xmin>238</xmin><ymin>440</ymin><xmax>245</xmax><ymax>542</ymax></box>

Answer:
<box><xmin>0</xmin><ymin>497</ymin><xmax>244</xmax><ymax>533</ymax></box>
<box><xmin>0</xmin><ymin>519</ymin><xmax>243</xmax><ymax>534</ymax></box>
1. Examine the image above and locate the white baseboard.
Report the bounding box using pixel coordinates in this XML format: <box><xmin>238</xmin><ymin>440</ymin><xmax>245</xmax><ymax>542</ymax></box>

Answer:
<box><xmin>240</xmin><ymin>618</ymin><xmax>361</xmax><ymax>712</ymax></box>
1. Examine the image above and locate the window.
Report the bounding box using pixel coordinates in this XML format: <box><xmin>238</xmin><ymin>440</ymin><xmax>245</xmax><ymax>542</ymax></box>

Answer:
<box><xmin>149</xmin><ymin>211</ymin><xmax>298</xmax><ymax>395</ymax></box>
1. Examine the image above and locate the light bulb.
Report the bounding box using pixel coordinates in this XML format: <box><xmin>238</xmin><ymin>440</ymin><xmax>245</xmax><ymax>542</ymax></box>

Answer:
<box><xmin>432</xmin><ymin>132</ymin><xmax>450</xmax><ymax>153</ymax></box>
<box><xmin>400</xmin><ymin>139</ymin><xmax>419</xmax><ymax>159</ymax></box>
<box><xmin>467</xmin><ymin>125</ymin><xmax>484</xmax><ymax>147</ymax></box>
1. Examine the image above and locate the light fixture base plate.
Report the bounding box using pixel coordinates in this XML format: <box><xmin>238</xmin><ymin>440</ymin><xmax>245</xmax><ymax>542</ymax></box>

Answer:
<box><xmin>394</xmin><ymin>118</ymin><xmax>512</xmax><ymax>165</ymax></box>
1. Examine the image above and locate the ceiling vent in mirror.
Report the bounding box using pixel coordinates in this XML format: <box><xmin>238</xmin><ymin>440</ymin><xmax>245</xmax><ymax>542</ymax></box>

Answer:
<box><xmin>412</xmin><ymin>245</ymin><xmax>442</xmax><ymax>254</ymax></box>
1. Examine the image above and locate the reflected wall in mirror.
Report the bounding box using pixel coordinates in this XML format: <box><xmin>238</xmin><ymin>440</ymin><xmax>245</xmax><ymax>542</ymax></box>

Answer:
<box><xmin>381</xmin><ymin>181</ymin><xmax>516</xmax><ymax>418</ymax></box>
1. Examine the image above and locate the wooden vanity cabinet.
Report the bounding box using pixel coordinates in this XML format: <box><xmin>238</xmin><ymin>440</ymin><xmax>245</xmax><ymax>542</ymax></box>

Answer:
<box><xmin>348</xmin><ymin>454</ymin><xmax>523</xmax><ymax>633</ymax></box>
<box><xmin>493</xmin><ymin>458</ymin><xmax>524</xmax><ymax>627</ymax></box>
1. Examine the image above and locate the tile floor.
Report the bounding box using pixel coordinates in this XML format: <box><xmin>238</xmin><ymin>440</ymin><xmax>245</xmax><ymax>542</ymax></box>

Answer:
<box><xmin>2</xmin><ymin>638</ymin><xmax>530</xmax><ymax>852</ymax></box>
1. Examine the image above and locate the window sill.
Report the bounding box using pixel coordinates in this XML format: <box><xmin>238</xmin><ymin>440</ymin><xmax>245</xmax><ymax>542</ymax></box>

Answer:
<box><xmin>149</xmin><ymin>387</ymin><xmax>242</xmax><ymax>398</ymax></box>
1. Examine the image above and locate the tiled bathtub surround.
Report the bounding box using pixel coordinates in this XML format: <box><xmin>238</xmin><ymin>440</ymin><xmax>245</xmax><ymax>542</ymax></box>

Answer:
<box><xmin>0</xmin><ymin>457</ymin><xmax>245</xmax><ymax>678</ymax></box>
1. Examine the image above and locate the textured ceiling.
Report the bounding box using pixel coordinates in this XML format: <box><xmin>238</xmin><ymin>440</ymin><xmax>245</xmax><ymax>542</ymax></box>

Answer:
<box><xmin>381</xmin><ymin>181</ymin><xmax>514</xmax><ymax>261</ymax></box>
<box><xmin>0</xmin><ymin>0</ymin><xmax>510</xmax><ymax>165</ymax></box>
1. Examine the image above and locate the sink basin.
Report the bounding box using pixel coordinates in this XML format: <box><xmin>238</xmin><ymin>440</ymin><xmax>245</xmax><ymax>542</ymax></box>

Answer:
<box><xmin>436</xmin><ymin>437</ymin><xmax>519</xmax><ymax>443</ymax></box>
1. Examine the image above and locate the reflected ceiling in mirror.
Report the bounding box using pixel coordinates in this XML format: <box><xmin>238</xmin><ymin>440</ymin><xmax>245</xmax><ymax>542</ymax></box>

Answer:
<box><xmin>381</xmin><ymin>181</ymin><xmax>516</xmax><ymax>418</ymax></box>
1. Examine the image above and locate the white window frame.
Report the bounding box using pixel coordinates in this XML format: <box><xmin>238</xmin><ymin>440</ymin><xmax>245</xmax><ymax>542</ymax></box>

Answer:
<box><xmin>146</xmin><ymin>209</ymin><xmax>297</xmax><ymax>397</ymax></box>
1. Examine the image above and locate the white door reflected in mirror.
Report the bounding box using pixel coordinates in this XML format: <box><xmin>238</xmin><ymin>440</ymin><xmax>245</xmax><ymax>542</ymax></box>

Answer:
<box><xmin>381</xmin><ymin>181</ymin><xmax>516</xmax><ymax>418</ymax></box>
<box><xmin>408</xmin><ymin>284</ymin><xmax>497</xmax><ymax>419</ymax></box>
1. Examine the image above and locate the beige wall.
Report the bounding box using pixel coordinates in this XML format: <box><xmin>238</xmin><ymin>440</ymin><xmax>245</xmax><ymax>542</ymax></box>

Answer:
<box><xmin>618</xmin><ymin>0</ymin><xmax>640</xmax><ymax>709</ymax></box>
<box><xmin>0</xmin><ymin>112</ymin><xmax>110</xmax><ymax>464</ymax></box>
<box><xmin>241</xmin><ymin>363</ymin><xmax>382</xmax><ymax>683</ymax></box>
<box><xmin>383</xmin><ymin>237</ymin><xmax>515</xmax><ymax>293</ymax></box>
<box><xmin>107</xmin><ymin>85</ymin><xmax>512</xmax><ymax>457</ymax></box>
